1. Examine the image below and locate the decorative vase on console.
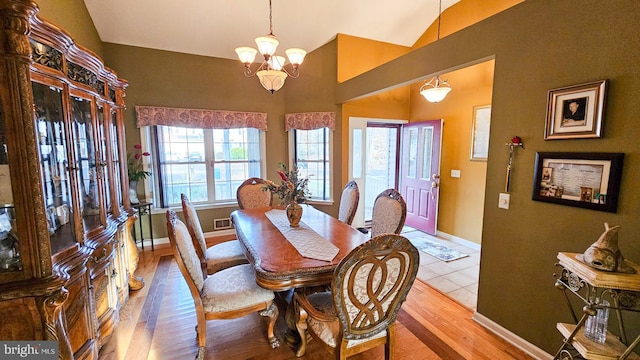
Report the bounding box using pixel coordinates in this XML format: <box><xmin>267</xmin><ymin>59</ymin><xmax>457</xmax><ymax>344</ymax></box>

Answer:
<box><xmin>127</xmin><ymin>144</ymin><xmax>150</xmax><ymax>206</ymax></box>
<box><xmin>128</xmin><ymin>180</ymin><xmax>140</xmax><ymax>205</ymax></box>
<box><xmin>263</xmin><ymin>163</ymin><xmax>310</xmax><ymax>227</ymax></box>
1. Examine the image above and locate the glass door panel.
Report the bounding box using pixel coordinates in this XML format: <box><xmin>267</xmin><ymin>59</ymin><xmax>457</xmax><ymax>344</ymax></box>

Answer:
<box><xmin>0</xmin><ymin>105</ymin><xmax>21</xmax><ymax>272</ymax></box>
<box><xmin>32</xmin><ymin>82</ymin><xmax>77</xmax><ymax>254</ymax></box>
<box><xmin>97</xmin><ymin>105</ymin><xmax>110</xmax><ymax>214</ymax></box>
<box><xmin>109</xmin><ymin>111</ymin><xmax>123</xmax><ymax>208</ymax></box>
<box><xmin>70</xmin><ymin>95</ymin><xmax>101</xmax><ymax>233</ymax></box>
<box><xmin>364</xmin><ymin>126</ymin><xmax>399</xmax><ymax>221</ymax></box>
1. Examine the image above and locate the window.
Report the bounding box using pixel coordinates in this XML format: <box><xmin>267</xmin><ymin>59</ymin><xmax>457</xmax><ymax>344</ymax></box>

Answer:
<box><xmin>290</xmin><ymin>127</ymin><xmax>332</xmax><ymax>202</ymax></box>
<box><xmin>151</xmin><ymin>125</ymin><xmax>264</xmax><ymax>207</ymax></box>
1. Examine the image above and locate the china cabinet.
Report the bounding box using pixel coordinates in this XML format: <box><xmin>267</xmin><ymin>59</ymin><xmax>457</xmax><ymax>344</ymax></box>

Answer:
<box><xmin>0</xmin><ymin>1</ymin><xmax>138</xmax><ymax>359</ymax></box>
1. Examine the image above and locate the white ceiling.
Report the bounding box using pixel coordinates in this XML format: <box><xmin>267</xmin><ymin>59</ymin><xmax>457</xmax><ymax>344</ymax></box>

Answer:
<box><xmin>84</xmin><ymin>0</ymin><xmax>459</xmax><ymax>60</ymax></box>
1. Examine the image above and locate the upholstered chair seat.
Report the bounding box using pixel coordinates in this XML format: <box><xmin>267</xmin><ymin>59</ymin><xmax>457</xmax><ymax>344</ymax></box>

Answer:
<box><xmin>201</xmin><ymin>264</ymin><xmax>274</xmax><ymax>313</ymax></box>
<box><xmin>294</xmin><ymin>234</ymin><xmax>419</xmax><ymax>359</ymax></box>
<box><xmin>337</xmin><ymin>180</ymin><xmax>359</xmax><ymax>226</ymax></box>
<box><xmin>182</xmin><ymin>194</ymin><xmax>248</xmax><ymax>275</ymax></box>
<box><xmin>203</xmin><ymin>240</ymin><xmax>248</xmax><ymax>275</ymax></box>
<box><xmin>370</xmin><ymin>189</ymin><xmax>407</xmax><ymax>238</ymax></box>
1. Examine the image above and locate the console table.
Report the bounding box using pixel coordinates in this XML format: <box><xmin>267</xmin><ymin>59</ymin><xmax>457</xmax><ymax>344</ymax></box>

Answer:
<box><xmin>132</xmin><ymin>202</ymin><xmax>154</xmax><ymax>250</ymax></box>
<box><xmin>554</xmin><ymin>252</ymin><xmax>640</xmax><ymax>359</ymax></box>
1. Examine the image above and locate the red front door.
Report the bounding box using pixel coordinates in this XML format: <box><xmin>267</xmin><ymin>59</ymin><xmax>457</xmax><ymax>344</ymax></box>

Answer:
<box><xmin>400</xmin><ymin>120</ymin><xmax>442</xmax><ymax>235</ymax></box>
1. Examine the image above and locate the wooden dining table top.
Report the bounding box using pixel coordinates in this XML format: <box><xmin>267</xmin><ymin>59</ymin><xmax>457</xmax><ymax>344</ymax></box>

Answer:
<box><xmin>230</xmin><ymin>205</ymin><xmax>370</xmax><ymax>291</ymax></box>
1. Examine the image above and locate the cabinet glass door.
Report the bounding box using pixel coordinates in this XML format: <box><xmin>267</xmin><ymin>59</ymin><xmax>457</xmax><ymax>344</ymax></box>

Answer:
<box><xmin>97</xmin><ymin>105</ymin><xmax>111</xmax><ymax>214</ymax></box>
<box><xmin>33</xmin><ymin>82</ymin><xmax>77</xmax><ymax>254</ymax></box>
<box><xmin>0</xmin><ymin>106</ymin><xmax>21</xmax><ymax>272</ymax></box>
<box><xmin>70</xmin><ymin>95</ymin><xmax>102</xmax><ymax>233</ymax></box>
<box><xmin>109</xmin><ymin>111</ymin><xmax>123</xmax><ymax>208</ymax></box>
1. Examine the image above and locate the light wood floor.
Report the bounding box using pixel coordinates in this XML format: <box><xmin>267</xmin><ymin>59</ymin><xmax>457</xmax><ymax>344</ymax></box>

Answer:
<box><xmin>99</xmin><ymin>239</ymin><xmax>535</xmax><ymax>359</ymax></box>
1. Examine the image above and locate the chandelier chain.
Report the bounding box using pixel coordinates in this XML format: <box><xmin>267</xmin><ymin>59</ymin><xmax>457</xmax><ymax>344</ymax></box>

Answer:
<box><xmin>437</xmin><ymin>0</ymin><xmax>442</xmax><ymax>41</ymax></box>
<box><xmin>268</xmin><ymin>0</ymin><xmax>274</xmax><ymax>36</ymax></box>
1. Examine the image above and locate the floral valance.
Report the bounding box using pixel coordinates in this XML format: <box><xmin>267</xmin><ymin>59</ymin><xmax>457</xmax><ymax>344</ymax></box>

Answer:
<box><xmin>135</xmin><ymin>106</ymin><xmax>268</xmax><ymax>131</ymax></box>
<box><xmin>284</xmin><ymin>112</ymin><xmax>335</xmax><ymax>131</ymax></box>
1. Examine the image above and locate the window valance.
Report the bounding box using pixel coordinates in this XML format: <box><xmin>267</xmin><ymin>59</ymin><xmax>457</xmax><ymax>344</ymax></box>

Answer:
<box><xmin>285</xmin><ymin>112</ymin><xmax>335</xmax><ymax>131</ymax></box>
<box><xmin>135</xmin><ymin>106</ymin><xmax>268</xmax><ymax>131</ymax></box>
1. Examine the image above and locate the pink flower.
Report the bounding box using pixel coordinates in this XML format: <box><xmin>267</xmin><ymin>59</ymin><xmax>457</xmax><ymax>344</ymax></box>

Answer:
<box><xmin>278</xmin><ymin>171</ymin><xmax>288</xmax><ymax>182</ymax></box>
<box><xmin>142</xmin><ymin>152</ymin><xmax>151</xmax><ymax>156</ymax></box>
<box><xmin>511</xmin><ymin>136</ymin><xmax>522</xmax><ymax>144</ymax></box>
<box><xmin>135</xmin><ymin>153</ymin><xmax>141</xmax><ymax>160</ymax></box>
<box><xmin>133</xmin><ymin>144</ymin><xmax>142</xmax><ymax>150</ymax></box>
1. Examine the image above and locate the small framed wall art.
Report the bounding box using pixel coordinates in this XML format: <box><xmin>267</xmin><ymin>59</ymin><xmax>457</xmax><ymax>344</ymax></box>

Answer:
<box><xmin>544</xmin><ymin>80</ymin><xmax>607</xmax><ymax>140</ymax></box>
<box><xmin>470</xmin><ymin>105</ymin><xmax>491</xmax><ymax>161</ymax></box>
<box><xmin>532</xmin><ymin>152</ymin><xmax>624</xmax><ymax>213</ymax></box>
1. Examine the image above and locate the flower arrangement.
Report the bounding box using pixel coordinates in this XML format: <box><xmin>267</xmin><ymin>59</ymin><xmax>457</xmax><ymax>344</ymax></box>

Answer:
<box><xmin>263</xmin><ymin>163</ymin><xmax>310</xmax><ymax>205</ymax></box>
<box><xmin>127</xmin><ymin>144</ymin><xmax>151</xmax><ymax>181</ymax></box>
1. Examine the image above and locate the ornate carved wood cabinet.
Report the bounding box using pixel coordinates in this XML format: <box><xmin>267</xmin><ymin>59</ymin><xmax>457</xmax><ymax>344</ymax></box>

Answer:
<box><xmin>0</xmin><ymin>2</ymin><xmax>137</xmax><ymax>359</ymax></box>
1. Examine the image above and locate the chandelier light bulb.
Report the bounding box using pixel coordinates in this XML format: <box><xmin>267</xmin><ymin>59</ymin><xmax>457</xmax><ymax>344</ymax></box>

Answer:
<box><xmin>268</xmin><ymin>56</ymin><xmax>286</xmax><ymax>71</ymax></box>
<box><xmin>235</xmin><ymin>47</ymin><xmax>258</xmax><ymax>65</ymax></box>
<box><xmin>285</xmin><ymin>48</ymin><xmax>307</xmax><ymax>67</ymax></box>
<box><xmin>255</xmin><ymin>35</ymin><xmax>279</xmax><ymax>57</ymax></box>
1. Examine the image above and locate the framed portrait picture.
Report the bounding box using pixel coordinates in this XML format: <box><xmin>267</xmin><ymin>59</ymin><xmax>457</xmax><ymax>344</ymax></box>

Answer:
<box><xmin>470</xmin><ymin>105</ymin><xmax>491</xmax><ymax>161</ymax></box>
<box><xmin>544</xmin><ymin>80</ymin><xmax>607</xmax><ymax>140</ymax></box>
<box><xmin>532</xmin><ymin>152</ymin><xmax>624</xmax><ymax>213</ymax></box>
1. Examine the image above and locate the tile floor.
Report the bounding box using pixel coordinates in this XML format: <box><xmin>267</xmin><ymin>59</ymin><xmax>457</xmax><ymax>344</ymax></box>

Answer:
<box><xmin>400</xmin><ymin>227</ymin><xmax>480</xmax><ymax>311</ymax></box>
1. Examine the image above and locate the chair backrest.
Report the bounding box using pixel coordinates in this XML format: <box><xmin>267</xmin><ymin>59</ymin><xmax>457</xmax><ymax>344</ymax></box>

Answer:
<box><xmin>370</xmin><ymin>189</ymin><xmax>407</xmax><ymax>238</ymax></box>
<box><xmin>181</xmin><ymin>194</ymin><xmax>207</xmax><ymax>262</ymax></box>
<box><xmin>166</xmin><ymin>210</ymin><xmax>206</xmax><ymax>296</ymax></box>
<box><xmin>332</xmin><ymin>233</ymin><xmax>419</xmax><ymax>340</ymax></box>
<box><xmin>337</xmin><ymin>180</ymin><xmax>359</xmax><ymax>225</ymax></box>
<box><xmin>237</xmin><ymin>177</ymin><xmax>272</xmax><ymax>209</ymax></box>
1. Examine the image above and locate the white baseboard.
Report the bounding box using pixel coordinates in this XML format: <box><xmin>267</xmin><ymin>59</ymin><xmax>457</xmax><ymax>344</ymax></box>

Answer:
<box><xmin>473</xmin><ymin>312</ymin><xmax>552</xmax><ymax>360</ymax></box>
<box><xmin>436</xmin><ymin>230</ymin><xmax>482</xmax><ymax>251</ymax></box>
<box><xmin>138</xmin><ymin>229</ymin><xmax>236</xmax><ymax>248</ymax></box>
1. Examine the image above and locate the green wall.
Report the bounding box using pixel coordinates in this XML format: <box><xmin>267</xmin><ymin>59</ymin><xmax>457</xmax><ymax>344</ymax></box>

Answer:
<box><xmin>36</xmin><ymin>0</ymin><xmax>640</xmax><ymax>355</ymax></box>
<box><xmin>338</xmin><ymin>0</ymin><xmax>640</xmax><ymax>354</ymax></box>
<box><xmin>100</xmin><ymin>39</ymin><xmax>339</xmax><ymax>239</ymax></box>
<box><xmin>35</xmin><ymin>0</ymin><xmax>103</xmax><ymax>58</ymax></box>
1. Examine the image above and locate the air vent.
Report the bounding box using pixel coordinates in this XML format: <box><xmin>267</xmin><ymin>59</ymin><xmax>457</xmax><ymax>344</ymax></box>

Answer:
<box><xmin>213</xmin><ymin>218</ymin><xmax>232</xmax><ymax>230</ymax></box>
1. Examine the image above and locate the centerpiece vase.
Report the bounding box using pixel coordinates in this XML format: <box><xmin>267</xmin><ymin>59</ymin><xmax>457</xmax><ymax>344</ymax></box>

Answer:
<box><xmin>129</xmin><ymin>180</ymin><xmax>140</xmax><ymax>205</ymax></box>
<box><xmin>286</xmin><ymin>202</ymin><xmax>303</xmax><ymax>227</ymax></box>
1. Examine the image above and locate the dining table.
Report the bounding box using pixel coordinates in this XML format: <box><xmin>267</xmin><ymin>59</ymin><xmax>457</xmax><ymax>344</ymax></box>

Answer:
<box><xmin>230</xmin><ymin>204</ymin><xmax>370</xmax><ymax>292</ymax></box>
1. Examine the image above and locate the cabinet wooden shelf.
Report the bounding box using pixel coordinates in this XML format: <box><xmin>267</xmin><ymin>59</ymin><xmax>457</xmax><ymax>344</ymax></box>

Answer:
<box><xmin>0</xmin><ymin>2</ymin><xmax>141</xmax><ymax>359</ymax></box>
<box><xmin>554</xmin><ymin>252</ymin><xmax>640</xmax><ymax>360</ymax></box>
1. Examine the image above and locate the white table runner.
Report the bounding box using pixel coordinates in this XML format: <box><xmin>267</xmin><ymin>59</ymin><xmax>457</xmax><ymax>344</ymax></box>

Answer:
<box><xmin>264</xmin><ymin>209</ymin><xmax>339</xmax><ymax>262</ymax></box>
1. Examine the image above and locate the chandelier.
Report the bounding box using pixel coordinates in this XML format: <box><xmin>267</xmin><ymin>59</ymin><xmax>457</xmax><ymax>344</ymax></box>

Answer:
<box><xmin>420</xmin><ymin>0</ymin><xmax>452</xmax><ymax>103</ymax></box>
<box><xmin>235</xmin><ymin>0</ymin><xmax>307</xmax><ymax>93</ymax></box>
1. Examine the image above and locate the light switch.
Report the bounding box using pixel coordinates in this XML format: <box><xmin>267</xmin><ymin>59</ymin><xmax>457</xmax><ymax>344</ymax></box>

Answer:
<box><xmin>450</xmin><ymin>169</ymin><xmax>461</xmax><ymax>178</ymax></box>
<box><xmin>499</xmin><ymin>193</ymin><xmax>510</xmax><ymax>209</ymax></box>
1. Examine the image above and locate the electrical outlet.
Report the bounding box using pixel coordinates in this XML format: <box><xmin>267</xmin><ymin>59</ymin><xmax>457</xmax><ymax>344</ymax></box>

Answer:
<box><xmin>450</xmin><ymin>169</ymin><xmax>461</xmax><ymax>178</ymax></box>
<box><xmin>499</xmin><ymin>193</ymin><xmax>510</xmax><ymax>209</ymax></box>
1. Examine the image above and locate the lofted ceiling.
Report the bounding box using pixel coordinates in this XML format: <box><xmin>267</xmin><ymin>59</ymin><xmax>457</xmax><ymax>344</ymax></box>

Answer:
<box><xmin>84</xmin><ymin>0</ymin><xmax>459</xmax><ymax>61</ymax></box>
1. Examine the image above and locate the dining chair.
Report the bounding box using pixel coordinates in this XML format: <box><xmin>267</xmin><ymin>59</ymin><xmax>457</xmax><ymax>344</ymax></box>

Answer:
<box><xmin>293</xmin><ymin>233</ymin><xmax>419</xmax><ymax>359</ymax></box>
<box><xmin>181</xmin><ymin>193</ymin><xmax>248</xmax><ymax>275</ymax></box>
<box><xmin>237</xmin><ymin>177</ymin><xmax>272</xmax><ymax>209</ymax></box>
<box><xmin>337</xmin><ymin>180</ymin><xmax>359</xmax><ymax>226</ymax></box>
<box><xmin>370</xmin><ymin>189</ymin><xmax>407</xmax><ymax>238</ymax></box>
<box><xmin>166</xmin><ymin>210</ymin><xmax>280</xmax><ymax>359</ymax></box>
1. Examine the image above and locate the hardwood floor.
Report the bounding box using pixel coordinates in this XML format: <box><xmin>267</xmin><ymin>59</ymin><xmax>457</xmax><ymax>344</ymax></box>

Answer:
<box><xmin>99</xmin><ymin>239</ymin><xmax>535</xmax><ymax>359</ymax></box>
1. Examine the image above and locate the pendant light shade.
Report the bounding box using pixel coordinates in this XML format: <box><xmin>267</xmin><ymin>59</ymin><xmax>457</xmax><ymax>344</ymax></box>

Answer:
<box><xmin>420</xmin><ymin>76</ymin><xmax>452</xmax><ymax>103</ymax></box>
<box><xmin>420</xmin><ymin>0</ymin><xmax>452</xmax><ymax>103</ymax></box>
